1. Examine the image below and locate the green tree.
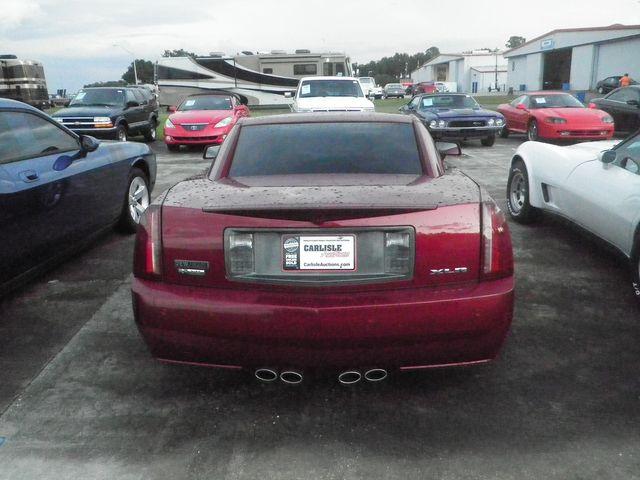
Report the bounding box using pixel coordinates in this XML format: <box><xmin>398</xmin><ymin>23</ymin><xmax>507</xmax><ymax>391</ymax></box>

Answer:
<box><xmin>505</xmin><ymin>36</ymin><xmax>526</xmax><ymax>49</ymax></box>
<box><xmin>356</xmin><ymin>46</ymin><xmax>440</xmax><ymax>85</ymax></box>
<box><xmin>121</xmin><ymin>59</ymin><xmax>155</xmax><ymax>84</ymax></box>
<box><xmin>162</xmin><ymin>48</ymin><xmax>198</xmax><ymax>58</ymax></box>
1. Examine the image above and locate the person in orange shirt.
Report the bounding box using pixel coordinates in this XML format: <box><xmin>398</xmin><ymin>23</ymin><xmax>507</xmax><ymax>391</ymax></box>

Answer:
<box><xmin>620</xmin><ymin>73</ymin><xmax>632</xmax><ymax>87</ymax></box>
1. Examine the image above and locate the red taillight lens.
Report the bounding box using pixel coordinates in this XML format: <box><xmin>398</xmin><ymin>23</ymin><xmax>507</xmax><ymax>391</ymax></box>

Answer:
<box><xmin>588</xmin><ymin>103</ymin><xmax>597</xmax><ymax>109</ymax></box>
<box><xmin>133</xmin><ymin>204</ymin><xmax>162</xmax><ymax>280</ymax></box>
<box><xmin>481</xmin><ymin>198</ymin><xmax>513</xmax><ymax>280</ymax></box>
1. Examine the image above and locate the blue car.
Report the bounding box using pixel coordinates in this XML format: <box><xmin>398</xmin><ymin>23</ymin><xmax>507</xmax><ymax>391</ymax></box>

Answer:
<box><xmin>0</xmin><ymin>99</ymin><xmax>156</xmax><ymax>295</ymax></box>
<box><xmin>399</xmin><ymin>93</ymin><xmax>505</xmax><ymax>146</ymax></box>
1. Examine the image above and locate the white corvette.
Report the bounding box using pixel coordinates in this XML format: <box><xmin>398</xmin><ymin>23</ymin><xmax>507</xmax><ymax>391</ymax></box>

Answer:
<box><xmin>506</xmin><ymin>132</ymin><xmax>640</xmax><ymax>298</ymax></box>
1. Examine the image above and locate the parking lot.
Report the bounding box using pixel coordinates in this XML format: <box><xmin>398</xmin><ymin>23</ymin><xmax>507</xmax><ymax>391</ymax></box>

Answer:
<box><xmin>0</xmin><ymin>134</ymin><xmax>639</xmax><ymax>479</ymax></box>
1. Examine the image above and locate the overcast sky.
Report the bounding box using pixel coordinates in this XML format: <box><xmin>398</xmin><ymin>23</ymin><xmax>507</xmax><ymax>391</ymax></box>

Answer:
<box><xmin>1</xmin><ymin>0</ymin><xmax>639</xmax><ymax>92</ymax></box>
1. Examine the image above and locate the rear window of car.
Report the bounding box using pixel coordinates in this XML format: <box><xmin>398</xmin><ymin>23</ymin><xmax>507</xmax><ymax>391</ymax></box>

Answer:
<box><xmin>227</xmin><ymin>122</ymin><xmax>423</xmax><ymax>176</ymax></box>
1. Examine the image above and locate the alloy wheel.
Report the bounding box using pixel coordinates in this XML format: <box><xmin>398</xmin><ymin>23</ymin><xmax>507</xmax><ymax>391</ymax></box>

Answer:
<box><xmin>128</xmin><ymin>176</ymin><xmax>149</xmax><ymax>224</ymax></box>
<box><xmin>528</xmin><ymin>122</ymin><xmax>538</xmax><ymax>141</ymax></box>
<box><xmin>509</xmin><ymin>172</ymin><xmax>526</xmax><ymax>214</ymax></box>
<box><xmin>118</xmin><ymin>128</ymin><xmax>127</xmax><ymax>142</ymax></box>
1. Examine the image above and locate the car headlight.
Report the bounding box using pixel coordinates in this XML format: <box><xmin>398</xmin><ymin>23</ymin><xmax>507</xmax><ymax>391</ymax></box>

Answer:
<box><xmin>214</xmin><ymin>117</ymin><xmax>233</xmax><ymax>128</ymax></box>
<box><xmin>438</xmin><ymin>120</ymin><xmax>446</xmax><ymax>128</ymax></box>
<box><xmin>429</xmin><ymin>120</ymin><xmax>437</xmax><ymax>128</ymax></box>
<box><xmin>487</xmin><ymin>118</ymin><xmax>495</xmax><ymax>126</ymax></box>
<box><xmin>495</xmin><ymin>118</ymin><xmax>504</xmax><ymax>126</ymax></box>
<box><xmin>54</xmin><ymin>117</ymin><xmax>64</xmax><ymax>123</ymax></box>
<box><xmin>165</xmin><ymin>118</ymin><xmax>175</xmax><ymax>128</ymax></box>
<box><xmin>602</xmin><ymin>116</ymin><xmax>614</xmax><ymax>124</ymax></box>
<box><xmin>546</xmin><ymin>117</ymin><xmax>567</xmax><ymax>124</ymax></box>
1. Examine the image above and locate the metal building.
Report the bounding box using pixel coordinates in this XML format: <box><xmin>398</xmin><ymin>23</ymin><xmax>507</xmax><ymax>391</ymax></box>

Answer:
<box><xmin>504</xmin><ymin>24</ymin><xmax>640</xmax><ymax>92</ymax></box>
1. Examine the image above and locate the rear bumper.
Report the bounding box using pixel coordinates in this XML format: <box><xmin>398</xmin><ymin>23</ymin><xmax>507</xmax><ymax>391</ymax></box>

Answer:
<box><xmin>131</xmin><ymin>277</ymin><xmax>514</xmax><ymax>370</ymax></box>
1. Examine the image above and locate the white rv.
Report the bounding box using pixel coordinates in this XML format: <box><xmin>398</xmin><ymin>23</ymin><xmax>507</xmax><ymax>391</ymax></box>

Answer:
<box><xmin>156</xmin><ymin>51</ymin><xmax>353</xmax><ymax>107</ymax></box>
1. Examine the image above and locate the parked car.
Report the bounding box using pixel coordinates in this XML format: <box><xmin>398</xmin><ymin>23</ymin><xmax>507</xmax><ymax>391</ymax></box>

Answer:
<box><xmin>412</xmin><ymin>82</ymin><xmax>439</xmax><ymax>95</ymax></box>
<box><xmin>506</xmin><ymin>131</ymin><xmax>640</xmax><ymax>300</ymax></box>
<box><xmin>289</xmin><ymin>77</ymin><xmax>375</xmax><ymax>113</ymax></box>
<box><xmin>595</xmin><ymin>76</ymin><xmax>637</xmax><ymax>94</ymax></box>
<box><xmin>52</xmin><ymin>87</ymin><xmax>159</xmax><ymax>142</ymax></box>
<box><xmin>0</xmin><ymin>98</ymin><xmax>156</xmax><ymax>295</ymax></box>
<box><xmin>164</xmin><ymin>93</ymin><xmax>250</xmax><ymax>152</ymax></box>
<box><xmin>399</xmin><ymin>93</ymin><xmax>505</xmax><ymax>146</ymax></box>
<box><xmin>358</xmin><ymin>77</ymin><xmax>383</xmax><ymax>99</ymax></box>
<box><xmin>131</xmin><ymin>113</ymin><xmax>514</xmax><ymax>382</ymax></box>
<box><xmin>383</xmin><ymin>83</ymin><xmax>406</xmax><ymax>99</ymax></box>
<box><xmin>589</xmin><ymin>85</ymin><xmax>640</xmax><ymax>134</ymax></box>
<box><xmin>498</xmin><ymin>92</ymin><xmax>614</xmax><ymax>142</ymax></box>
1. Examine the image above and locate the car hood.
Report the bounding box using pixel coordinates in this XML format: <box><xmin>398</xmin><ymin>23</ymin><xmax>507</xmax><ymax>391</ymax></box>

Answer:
<box><xmin>169</xmin><ymin>110</ymin><xmax>234</xmax><ymax>125</ymax></box>
<box><xmin>162</xmin><ymin>170</ymin><xmax>480</xmax><ymax>211</ymax></box>
<box><xmin>564</xmin><ymin>139</ymin><xmax>620</xmax><ymax>155</ymax></box>
<box><xmin>419</xmin><ymin>108</ymin><xmax>500</xmax><ymax>119</ymax></box>
<box><xmin>534</xmin><ymin>107</ymin><xmax>609</xmax><ymax>121</ymax></box>
<box><xmin>295</xmin><ymin>97</ymin><xmax>374</xmax><ymax>111</ymax></box>
<box><xmin>52</xmin><ymin>105</ymin><xmax>123</xmax><ymax>117</ymax></box>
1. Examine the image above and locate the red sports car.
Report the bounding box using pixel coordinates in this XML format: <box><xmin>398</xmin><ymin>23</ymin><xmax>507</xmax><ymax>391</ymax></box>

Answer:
<box><xmin>164</xmin><ymin>93</ymin><xmax>250</xmax><ymax>151</ymax></box>
<box><xmin>498</xmin><ymin>92</ymin><xmax>614</xmax><ymax>141</ymax></box>
<box><xmin>132</xmin><ymin>113</ymin><xmax>514</xmax><ymax>384</ymax></box>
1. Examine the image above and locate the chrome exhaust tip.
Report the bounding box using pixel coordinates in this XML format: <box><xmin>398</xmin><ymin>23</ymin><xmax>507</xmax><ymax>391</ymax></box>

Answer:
<box><xmin>338</xmin><ymin>370</ymin><xmax>362</xmax><ymax>385</ymax></box>
<box><xmin>279</xmin><ymin>370</ymin><xmax>303</xmax><ymax>385</ymax></box>
<box><xmin>255</xmin><ymin>368</ymin><xmax>278</xmax><ymax>383</ymax></box>
<box><xmin>364</xmin><ymin>368</ymin><xmax>388</xmax><ymax>382</ymax></box>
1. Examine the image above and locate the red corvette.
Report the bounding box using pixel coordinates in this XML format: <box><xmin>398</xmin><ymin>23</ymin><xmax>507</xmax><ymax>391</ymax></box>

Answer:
<box><xmin>164</xmin><ymin>93</ymin><xmax>250</xmax><ymax>151</ymax></box>
<box><xmin>132</xmin><ymin>113</ymin><xmax>514</xmax><ymax>384</ymax></box>
<box><xmin>498</xmin><ymin>92</ymin><xmax>614</xmax><ymax>141</ymax></box>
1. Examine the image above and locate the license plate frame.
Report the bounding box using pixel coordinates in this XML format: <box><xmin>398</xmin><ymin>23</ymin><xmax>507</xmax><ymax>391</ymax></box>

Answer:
<box><xmin>282</xmin><ymin>234</ymin><xmax>356</xmax><ymax>272</ymax></box>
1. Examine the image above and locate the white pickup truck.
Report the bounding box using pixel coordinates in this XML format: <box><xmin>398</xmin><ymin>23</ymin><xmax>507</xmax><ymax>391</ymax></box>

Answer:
<box><xmin>289</xmin><ymin>76</ymin><xmax>375</xmax><ymax>112</ymax></box>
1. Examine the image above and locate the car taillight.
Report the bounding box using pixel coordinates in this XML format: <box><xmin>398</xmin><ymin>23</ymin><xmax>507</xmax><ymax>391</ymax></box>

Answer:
<box><xmin>384</xmin><ymin>231</ymin><xmax>411</xmax><ymax>275</ymax></box>
<box><xmin>481</xmin><ymin>197</ymin><xmax>513</xmax><ymax>280</ymax></box>
<box><xmin>588</xmin><ymin>103</ymin><xmax>597</xmax><ymax>109</ymax></box>
<box><xmin>133</xmin><ymin>204</ymin><xmax>162</xmax><ymax>280</ymax></box>
<box><xmin>228</xmin><ymin>232</ymin><xmax>254</xmax><ymax>275</ymax></box>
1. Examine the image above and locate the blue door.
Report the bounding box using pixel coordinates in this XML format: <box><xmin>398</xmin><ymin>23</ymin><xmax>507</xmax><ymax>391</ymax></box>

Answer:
<box><xmin>0</xmin><ymin>109</ymin><xmax>123</xmax><ymax>287</ymax></box>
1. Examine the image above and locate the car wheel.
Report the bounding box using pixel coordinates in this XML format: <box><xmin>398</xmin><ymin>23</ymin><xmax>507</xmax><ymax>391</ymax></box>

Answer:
<box><xmin>506</xmin><ymin>159</ymin><xmax>540</xmax><ymax>224</ymax></box>
<box><xmin>167</xmin><ymin>144</ymin><xmax>180</xmax><ymax>152</ymax></box>
<box><xmin>500</xmin><ymin>126</ymin><xmax>510</xmax><ymax>138</ymax></box>
<box><xmin>115</xmin><ymin>124</ymin><xmax>128</xmax><ymax>142</ymax></box>
<box><xmin>527</xmin><ymin>120</ymin><xmax>539</xmax><ymax>142</ymax></box>
<box><xmin>481</xmin><ymin>135</ymin><xmax>496</xmax><ymax>147</ymax></box>
<box><xmin>143</xmin><ymin>119</ymin><xmax>157</xmax><ymax>142</ymax></box>
<box><xmin>117</xmin><ymin>168</ymin><xmax>150</xmax><ymax>233</ymax></box>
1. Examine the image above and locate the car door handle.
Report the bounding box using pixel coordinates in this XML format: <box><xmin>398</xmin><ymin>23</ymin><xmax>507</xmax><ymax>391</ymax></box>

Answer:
<box><xmin>19</xmin><ymin>170</ymin><xmax>39</xmax><ymax>182</ymax></box>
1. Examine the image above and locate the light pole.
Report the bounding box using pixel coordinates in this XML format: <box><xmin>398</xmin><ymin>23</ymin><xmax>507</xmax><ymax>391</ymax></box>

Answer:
<box><xmin>113</xmin><ymin>44</ymin><xmax>138</xmax><ymax>84</ymax></box>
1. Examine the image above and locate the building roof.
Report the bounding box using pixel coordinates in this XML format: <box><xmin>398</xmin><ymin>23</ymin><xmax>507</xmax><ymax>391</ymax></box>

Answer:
<box><xmin>504</xmin><ymin>24</ymin><xmax>640</xmax><ymax>57</ymax></box>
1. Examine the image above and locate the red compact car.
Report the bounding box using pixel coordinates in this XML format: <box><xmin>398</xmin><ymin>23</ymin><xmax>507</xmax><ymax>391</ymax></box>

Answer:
<box><xmin>132</xmin><ymin>113</ymin><xmax>514</xmax><ymax>384</ymax></box>
<box><xmin>164</xmin><ymin>93</ymin><xmax>249</xmax><ymax>151</ymax></box>
<box><xmin>498</xmin><ymin>92</ymin><xmax>614</xmax><ymax>141</ymax></box>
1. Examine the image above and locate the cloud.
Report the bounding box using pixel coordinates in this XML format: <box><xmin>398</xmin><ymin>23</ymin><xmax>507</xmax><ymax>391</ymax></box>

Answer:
<box><xmin>0</xmin><ymin>0</ymin><xmax>43</xmax><ymax>30</ymax></box>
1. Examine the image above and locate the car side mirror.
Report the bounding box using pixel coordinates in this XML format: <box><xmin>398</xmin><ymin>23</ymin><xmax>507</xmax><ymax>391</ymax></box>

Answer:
<box><xmin>436</xmin><ymin>141</ymin><xmax>462</xmax><ymax>159</ymax></box>
<box><xmin>126</xmin><ymin>100</ymin><xmax>139</xmax><ymax>108</ymax></box>
<box><xmin>167</xmin><ymin>105</ymin><xmax>177</xmax><ymax>113</ymax></box>
<box><xmin>516</xmin><ymin>104</ymin><xmax>527</xmax><ymax>110</ymax></box>
<box><xmin>203</xmin><ymin>145</ymin><xmax>221</xmax><ymax>161</ymax></box>
<box><xmin>284</xmin><ymin>92</ymin><xmax>293</xmax><ymax>98</ymax></box>
<box><xmin>600</xmin><ymin>150</ymin><xmax>617</xmax><ymax>164</ymax></box>
<box><xmin>80</xmin><ymin>135</ymin><xmax>100</xmax><ymax>153</ymax></box>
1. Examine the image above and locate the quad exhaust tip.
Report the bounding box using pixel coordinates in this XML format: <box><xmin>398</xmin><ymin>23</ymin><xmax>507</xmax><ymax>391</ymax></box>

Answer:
<box><xmin>279</xmin><ymin>370</ymin><xmax>303</xmax><ymax>385</ymax></box>
<box><xmin>364</xmin><ymin>368</ymin><xmax>388</xmax><ymax>382</ymax></box>
<box><xmin>338</xmin><ymin>370</ymin><xmax>362</xmax><ymax>385</ymax></box>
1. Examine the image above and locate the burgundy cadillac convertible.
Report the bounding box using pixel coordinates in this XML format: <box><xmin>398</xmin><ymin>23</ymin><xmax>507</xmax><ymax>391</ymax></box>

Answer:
<box><xmin>132</xmin><ymin>113</ymin><xmax>514</xmax><ymax>384</ymax></box>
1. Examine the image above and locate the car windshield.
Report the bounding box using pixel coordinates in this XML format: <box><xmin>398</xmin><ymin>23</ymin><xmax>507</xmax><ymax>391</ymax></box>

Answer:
<box><xmin>299</xmin><ymin>80</ymin><xmax>364</xmax><ymax>98</ymax></box>
<box><xmin>69</xmin><ymin>89</ymin><xmax>125</xmax><ymax>107</ymax></box>
<box><xmin>228</xmin><ymin>122</ymin><xmax>422</xmax><ymax>176</ymax></box>
<box><xmin>387</xmin><ymin>84</ymin><xmax>403</xmax><ymax>88</ymax></box>
<box><xmin>529</xmin><ymin>94</ymin><xmax>584</xmax><ymax>109</ymax></box>
<box><xmin>420</xmin><ymin>95</ymin><xmax>479</xmax><ymax>109</ymax></box>
<box><xmin>179</xmin><ymin>96</ymin><xmax>233</xmax><ymax>111</ymax></box>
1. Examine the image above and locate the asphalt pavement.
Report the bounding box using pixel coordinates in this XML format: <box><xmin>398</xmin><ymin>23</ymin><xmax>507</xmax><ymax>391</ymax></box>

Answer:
<box><xmin>0</xmin><ymin>136</ymin><xmax>639</xmax><ymax>479</ymax></box>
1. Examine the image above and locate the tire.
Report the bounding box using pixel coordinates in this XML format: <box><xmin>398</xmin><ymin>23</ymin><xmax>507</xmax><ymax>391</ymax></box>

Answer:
<box><xmin>115</xmin><ymin>124</ymin><xmax>128</xmax><ymax>142</ymax></box>
<box><xmin>506</xmin><ymin>159</ymin><xmax>540</xmax><ymax>224</ymax></box>
<box><xmin>527</xmin><ymin>120</ymin><xmax>539</xmax><ymax>142</ymax></box>
<box><xmin>500</xmin><ymin>126</ymin><xmax>510</xmax><ymax>138</ymax></box>
<box><xmin>117</xmin><ymin>168</ymin><xmax>150</xmax><ymax>233</ymax></box>
<box><xmin>167</xmin><ymin>144</ymin><xmax>180</xmax><ymax>152</ymax></box>
<box><xmin>481</xmin><ymin>135</ymin><xmax>496</xmax><ymax>147</ymax></box>
<box><xmin>143</xmin><ymin>118</ymin><xmax>157</xmax><ymax>142</ymax></box>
